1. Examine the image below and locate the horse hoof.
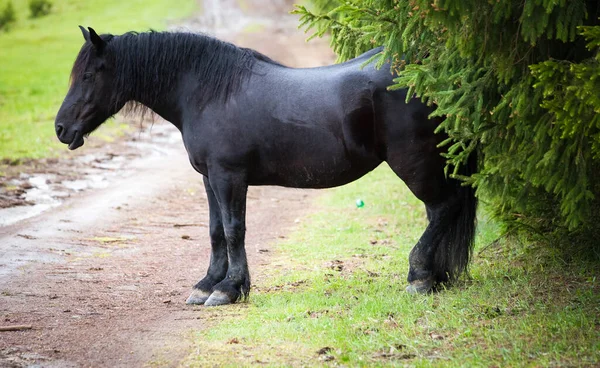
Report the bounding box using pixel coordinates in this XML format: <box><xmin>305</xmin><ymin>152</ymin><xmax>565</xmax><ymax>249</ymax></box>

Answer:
<box><xmin>405</xmin><ymin>278</ymin><xmax>434</xmax><ymax>294</ymax></box>
<box><xmin>204</xmin><ymin>290</ymin><xmax>234</xmax><ymax>306</ymax></box>
<box><xmin>186</xmin><ymin>289</ymin><xmax>211</xmax><ymax>305</ymax></box>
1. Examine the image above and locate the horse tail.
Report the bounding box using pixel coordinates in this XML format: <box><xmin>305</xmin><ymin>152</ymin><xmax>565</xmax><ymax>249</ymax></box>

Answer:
<box><xmin>434</xmin><ymin>151</ymin><xmax>478</xmax><ymax>283</ymax></box>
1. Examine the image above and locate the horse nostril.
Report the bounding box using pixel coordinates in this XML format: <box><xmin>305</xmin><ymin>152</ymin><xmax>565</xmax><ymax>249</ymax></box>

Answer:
<box><xmin>56</xmin><ymin>124</ymin><xmax>64</xmax><ymax>137</ymax></box>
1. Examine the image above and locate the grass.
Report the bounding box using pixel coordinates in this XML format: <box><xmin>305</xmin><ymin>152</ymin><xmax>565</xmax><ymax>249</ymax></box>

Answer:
<box><xmin>182</xmin><ymin>164</ymin><xmax>600</xmax><ymax>367</ymax></box>
<box><xmin>0</xmin><ymin>0</ymin><xmax>196</xmax><ymax>160</ymax></box>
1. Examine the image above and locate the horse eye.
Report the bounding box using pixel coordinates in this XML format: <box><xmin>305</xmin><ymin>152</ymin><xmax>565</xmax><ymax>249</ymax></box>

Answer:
<box><xmin>83</xmin><ymin>72</ymin><xmax>94</xmax><ymax>81</ymax></box>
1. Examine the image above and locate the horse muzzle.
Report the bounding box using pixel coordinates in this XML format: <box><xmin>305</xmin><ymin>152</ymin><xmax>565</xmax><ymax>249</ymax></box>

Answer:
<box><xmin>55</xmin><ymin>122</ymin><xmax>85</xmax><ymax>150</ymax></box>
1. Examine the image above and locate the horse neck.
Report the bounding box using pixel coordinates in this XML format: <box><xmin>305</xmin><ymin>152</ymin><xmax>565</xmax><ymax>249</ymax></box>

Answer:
<box><xmin>126</xmin><ymin>74</ymin><xmax>183</xmax><ymax>128</ymax></box>
<box><xmin>112</xmin><ymin>42</ymin><xmax>186</xmax><ymax>128</ymax></box>
<box><xmin>112</xmin><ymin>32</ymin><xmax>256</xmax><ymax>129</ymax></box>
<box><xmin>133</xmin><ymin>90</ymin><xmax>183</xmax><ymax>130</ymax></box>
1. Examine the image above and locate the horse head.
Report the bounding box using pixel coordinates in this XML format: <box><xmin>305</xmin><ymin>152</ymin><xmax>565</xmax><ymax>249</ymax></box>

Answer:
<box><xmin>55</xmin><ymin>26</ymin><xmax>122</xmax><ymax>150</ymax></box>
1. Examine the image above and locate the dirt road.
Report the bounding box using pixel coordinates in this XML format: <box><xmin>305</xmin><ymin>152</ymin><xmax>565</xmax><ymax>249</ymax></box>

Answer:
<box><xmin>0</xmin><ymin>1</ymin><xmax>334</xmax><ymax>366</ymax></box>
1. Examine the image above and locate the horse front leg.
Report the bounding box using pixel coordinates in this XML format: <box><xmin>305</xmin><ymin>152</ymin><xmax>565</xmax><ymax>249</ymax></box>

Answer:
<box><xmin>203</xmin><ymin>169</ymin><xmax>250</xmax><ymax>306</ymax></box>
<box><xmin>186</xmin><ymin>176</ymin><xmax>229</xmax><ymax>305</ymax></box>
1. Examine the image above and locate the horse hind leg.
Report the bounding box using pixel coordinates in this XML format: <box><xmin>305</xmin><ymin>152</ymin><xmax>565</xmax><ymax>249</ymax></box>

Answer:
<box><xmin>387</xmin><ymin>149</ymin><xmax>477</xmax><ymax>293</ymax></box>
<box><xmin>406</xmin><ymin>197</ymin><xmax>461</xmax><ymax>293</ymax></box>
<box><xmin>431</xmin><ymin>153</ymin><xmax>477</xmax><ymax>286</ymax></box>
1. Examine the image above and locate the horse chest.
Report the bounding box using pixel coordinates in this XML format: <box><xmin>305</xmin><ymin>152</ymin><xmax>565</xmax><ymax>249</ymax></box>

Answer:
<box><xmin>188</xmin><ymin>156</ymin><xmax>208</xmax><ymax>176</ymax></box>
<box><xmin>181</xmin><ymin>137</ymin><xmax>208</xmax><ymax>176</ymax></box>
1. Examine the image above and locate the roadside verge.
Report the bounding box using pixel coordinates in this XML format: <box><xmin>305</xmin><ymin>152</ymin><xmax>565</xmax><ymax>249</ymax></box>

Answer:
<box><xmin>182</xmin><ymin>164</ymin><xmax>600</xmax><ymax>367</ymax></box>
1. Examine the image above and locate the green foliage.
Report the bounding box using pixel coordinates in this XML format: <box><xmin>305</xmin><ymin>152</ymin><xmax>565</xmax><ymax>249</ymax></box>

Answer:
<box><xmin>305</xmin><ymin>0</ymin><xmax>338</xmax><ymax>14</ymax></box>
<box><xmin>294</xmin><ymin>0</ymin><xmax>600</xmax><ymax>236</ymax></box>
<box><xmin>0</xmin><ymin>1</ymin><xmax>16</xmax><ymax>32</ymax></box>
<box><xmin>29</xmin><ymin>0</ymin><xmax>52</xmax><ymax>18</ymax></box>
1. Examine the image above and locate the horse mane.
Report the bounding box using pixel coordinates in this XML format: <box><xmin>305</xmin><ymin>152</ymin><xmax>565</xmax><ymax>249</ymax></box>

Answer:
<box><xmin>70</xmin><ymin>31</ymin><xmax>283</xmax><ymax>115</ymax></box>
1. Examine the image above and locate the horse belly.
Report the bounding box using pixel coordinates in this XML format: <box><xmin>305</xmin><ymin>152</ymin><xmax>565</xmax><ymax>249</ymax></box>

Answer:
<box><xmin>249</xmin><ymin>133</ymin><xmax>380</xmax><ymax>189</ymax></box>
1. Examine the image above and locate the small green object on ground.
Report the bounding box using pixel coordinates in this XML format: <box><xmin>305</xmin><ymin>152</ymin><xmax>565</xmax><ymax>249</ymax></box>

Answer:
<box><xmin>355</xmin><ymin>199</ymin><xmax>364</xmax><ymax>208</ymax></box>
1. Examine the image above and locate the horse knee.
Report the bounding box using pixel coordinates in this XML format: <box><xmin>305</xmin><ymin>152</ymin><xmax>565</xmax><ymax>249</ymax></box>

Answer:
<box><xmin>223</xmin><ymin>217</ymin><xmax>245</xmax><ymax>244</ymax></box>
<box><xmin>209</xmin><ymin>224</ymin><xmax>225</xmax><ymax>245</ymax></box>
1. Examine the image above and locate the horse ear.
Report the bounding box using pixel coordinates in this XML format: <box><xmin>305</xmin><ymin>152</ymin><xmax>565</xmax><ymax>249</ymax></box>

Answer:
<box><xmin>79</xmin><ymin>25</ymin><xmax>90</xmax><ymax>42</ymax></box>
<box><xmin>87</xmin><ymin>27</ymin><xmax>106</xmax><ymax>52</ymax></box>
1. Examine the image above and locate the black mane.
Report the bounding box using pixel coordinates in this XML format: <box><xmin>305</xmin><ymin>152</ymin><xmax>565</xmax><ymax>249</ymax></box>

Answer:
<box><xmin>71</xmin><ymin>31</ymin><xmax>282</xmax><ymax>112</ymax></box>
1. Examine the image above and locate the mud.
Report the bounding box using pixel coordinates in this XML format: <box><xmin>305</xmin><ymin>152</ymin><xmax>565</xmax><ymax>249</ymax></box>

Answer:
<box><xmin>0</xmin><ymin>1</ymin><xmax>335</xmax><ymax>367</ymax></box>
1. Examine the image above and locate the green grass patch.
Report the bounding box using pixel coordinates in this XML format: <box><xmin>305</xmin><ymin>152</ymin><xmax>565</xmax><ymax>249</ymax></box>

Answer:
<box><xmin>183</xmin><ymin>165</ymin><xmax>600</xmax><ymax>367</ymax></box>
<box><xmin>0</xmin><ymin>0</ymin><xmax>196</xmax><ymax>159</ymax></box>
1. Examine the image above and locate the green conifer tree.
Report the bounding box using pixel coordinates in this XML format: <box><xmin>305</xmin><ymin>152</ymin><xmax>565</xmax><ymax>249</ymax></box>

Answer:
<box><xmin>294</xmin><ymin>0</ymin><xmax>600</xmax><ymax>242</ymax></box>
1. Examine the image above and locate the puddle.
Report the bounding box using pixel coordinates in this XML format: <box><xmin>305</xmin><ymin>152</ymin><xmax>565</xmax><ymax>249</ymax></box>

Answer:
<box><xmin>25</xmin><ymin>175</ymin><xmax>70</xmax><ymax>202</ymax></box>
<box><xmin>62</xmin><ymin>175</ymin><xmax>109</xmax><ymax>192</ymax></box>
<box><xmin>0</xmin><ymin>122</ymin><xmax>182</xmax><ymax>228</ymax></box>
<box><xmin>0</xmin><ymin>203</ymin><xmax>61</xmax><ymax>227</ymax></box>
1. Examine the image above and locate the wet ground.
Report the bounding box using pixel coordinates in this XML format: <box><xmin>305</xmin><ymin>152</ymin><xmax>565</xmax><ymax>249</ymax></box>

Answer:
<box><xmin>0</xmin><ymin>123</ymin><xmax>181</xmax><ymax>227</ymax></box>
<box><xmin>0</xmin><ymin>1</ymin><xmax>334</xmax><ymax>366</ymax></box>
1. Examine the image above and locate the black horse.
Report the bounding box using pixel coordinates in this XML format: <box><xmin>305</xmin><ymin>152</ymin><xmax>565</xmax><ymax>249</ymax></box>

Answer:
<box><xmin>55</xmin><ymin>27</ymin><xmax>477</xmax><ymax>306</ymax></box>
